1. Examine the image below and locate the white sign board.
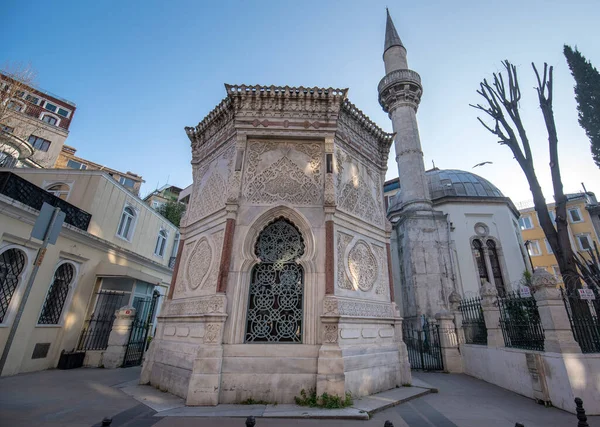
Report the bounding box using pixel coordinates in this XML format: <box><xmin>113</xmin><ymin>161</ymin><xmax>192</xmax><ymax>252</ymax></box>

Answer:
<box><xmin>578</xmin><ymin>289</ymin><xmax>596</xmax><ymax>300</ymax></box>
<box><xmin>519</xmin><ymin>286</ymin><xmax>532</xmax><ymax>297</ymax></box>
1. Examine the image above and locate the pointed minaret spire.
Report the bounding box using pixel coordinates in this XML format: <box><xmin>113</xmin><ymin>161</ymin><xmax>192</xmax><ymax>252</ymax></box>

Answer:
<box><xmin>384</xmin><ymin>8</ymin><xmax>404</xmax><ymax>54</ymax></box>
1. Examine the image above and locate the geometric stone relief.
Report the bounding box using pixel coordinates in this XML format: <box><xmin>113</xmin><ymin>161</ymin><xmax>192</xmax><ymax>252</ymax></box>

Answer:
<box><xmin>164</xmin><ymin>295</ymin><xmax>226</xmax><ymax>316</ymax></box>
<box><xmin>322</xmin><ymin>296</ymin><xmax>395</xmax><ymax>318</ymax></box>
<box><xmin>336</xmin><ymin>231</ymin><xmax>354</xmax><ymax>290</ymax></box>
<box><xmin>335</xmin><ymin>146</ymin><xmax>384</xmax><ymax>227</ymax></box>
<box><xmin>243</xmin><ymin>140</ymin><xmax>322</xmax><ymax>205</ymax></box>
<box><xmin>347</xmin><ymin>240</ymin><xmax>378</xmax><ymax>292</ymax></box>
<box><xmin>186</xmin><ymin>238</ymin><xmax>212</xmax><ymax>290</ymax></box>
<box><xmin>323</xmin><ymin>324</ymin><xmax>338</xmax><ymax>343</ymax></box>
<box><xmin>371</xmin><ymin>244</ymin><xmax>389</xmax><ymax>297</ymax></box>
<box><xmin>187</xmin><ymin>145</ymin><xmax>235</xmax><ymax>224</ymax></box>
<box><xmin>204</xmin><ymin>323</ymin><xmax>221</xmax><ymax>343</ymax></box>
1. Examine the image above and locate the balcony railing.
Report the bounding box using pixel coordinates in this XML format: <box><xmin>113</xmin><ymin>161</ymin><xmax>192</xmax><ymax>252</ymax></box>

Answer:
<box><xmin>0</xmin><ymin>172</ymin><xmax>91</xmax><ymax>231</ymax></box>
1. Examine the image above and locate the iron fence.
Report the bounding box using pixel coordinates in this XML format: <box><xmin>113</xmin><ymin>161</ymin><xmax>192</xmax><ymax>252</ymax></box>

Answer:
<box><xmin>402</xmin><ymin>319</ymin><xmax>443</xmax><ymax>371</ymax></box>
<box><xmin>0</xmin><ymin>171</ymin><xmax>91</xmax><ymax>231</ymax></box>
<box><xmin>498</xmin><ymin>291</ymin><xmax>545</xmax><ymax>351</ymax></box>
<box><xmin>458</xmin><ymin>296</ymin><xmax>487</xmax><ymax>345</ymax></box>
<box><xmin>561</xmin><ymin>288</ymin><xmax>600</xmax><ymax>353</ymax></box>
<box><xmin>77</xmin><ymin>290</ymin><xmax>130</xmax><ymax>351</ymax></box>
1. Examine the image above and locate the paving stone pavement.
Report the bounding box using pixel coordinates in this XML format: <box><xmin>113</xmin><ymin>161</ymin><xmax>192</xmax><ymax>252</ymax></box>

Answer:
<box><xmin>0</xmin><ymin>367</ymin><xmax>598</xmax><ymax>427</ymax></box>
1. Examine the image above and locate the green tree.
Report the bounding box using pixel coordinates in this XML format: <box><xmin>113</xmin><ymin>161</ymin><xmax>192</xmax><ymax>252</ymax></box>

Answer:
<box><xmin>157</xmin><ymin>201</ymin><xmax>186</xmax><ymax>227</ymax></box>
<box><xmin>564</xmin><ymin>45</ymin><xmax>600</xmax><ymax>168</ymax></box>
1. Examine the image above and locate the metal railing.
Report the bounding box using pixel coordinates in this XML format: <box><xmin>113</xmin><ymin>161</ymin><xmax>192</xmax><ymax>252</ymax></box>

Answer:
<box><xmin>77</xmin><ymin>290</ymin><xmax>129</xmax><ymax>351</ymax></box>
<box><xmin>0</xmin><ymin>171</ymin><xmax>91</xmax><ymax>231</ymax></box>
<box><xmin>458</xmin><ymin>296</ymin><xmax>487</xmax><ymax>345</ymax></box>
<box><xmin>561</xmin><ymin>288</ymin><xmax>600</xmax><ymax>353</ymax></box>
<box><xmin>498</xmin><ymin>291</ymin><xmax>545</xmax><ymax>351</ymax></box>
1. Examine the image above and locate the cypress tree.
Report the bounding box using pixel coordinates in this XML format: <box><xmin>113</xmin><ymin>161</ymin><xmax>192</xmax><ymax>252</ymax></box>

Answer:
<box><xmin>564</xmin><ymin>45</ymin><xmax>600</xmax><ymax>168</ymax></box>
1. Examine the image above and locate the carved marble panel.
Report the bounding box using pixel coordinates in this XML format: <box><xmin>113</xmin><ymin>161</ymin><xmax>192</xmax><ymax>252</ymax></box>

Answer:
<box><xmin>187</xmin><ymin>145</ymin><xmax>235</xmax><ymax>224</ymax></box>
<box><xmin>336</xmin><ymin>231</ymin><xmax>353</xmax><ymax>290</ymax></box>
<box><xmin>322</xmin><ymin>297</ymin><xmax>395</xmax><ymax>318</ymax></box>
<box><xmin>243</xmin><ymin>141</ymin><xmax>323</xmax><ymax>205</ymax></box>
<box><xmin>347</xmin><ymin>240</ymin><xmax>378</xmax><ymax>292</ymax></box>
<box><xmin>335</xmin><ymin>147</ymin><xmax>385</xmax><ymax>227</ymax></box>
<box><xmin>164</xmin><ymin>295</ymin><xmax>226</xmax><ymax>316</ymax></box>
<box><xmin>371</xmin><ymin>244</ymin><xmax>389</xmax><ymax>297</ymax></box>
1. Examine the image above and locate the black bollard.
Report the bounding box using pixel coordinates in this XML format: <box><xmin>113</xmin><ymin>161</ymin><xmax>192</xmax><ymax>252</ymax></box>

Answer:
<box><xmin>245</xmin><ymin>415</ymin><xmax>256</xmax><ymax>427</ymax></box>
<box><xmin>575</xmin><ymin>398</ymin><xmax>589</xmax><ymax>427</ymax></box>
<box><xmin>384</xmin><ymin>421</ymin><xmax>394</xmax><ymax>427</ymax></box>
<box><xmin>101</xmin><ymin>418</ymin><xmax>112</xmax><ymax>426</ymax></box>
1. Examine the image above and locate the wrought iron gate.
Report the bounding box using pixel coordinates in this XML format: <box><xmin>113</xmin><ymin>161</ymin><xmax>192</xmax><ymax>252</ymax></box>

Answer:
<box><xmin>122</xmin><ymin>291</ymin><xmax>160</xmax><ymax>367</ymax></box>
<box><xmin>402</xmin><ymin>320</ymin><xmax>443</xmax><ymax>371</ymax></box>
<box><xmin>78</xmin><ymin>290</ymin><xmax>130</xmax><ymax>351</ymax></box>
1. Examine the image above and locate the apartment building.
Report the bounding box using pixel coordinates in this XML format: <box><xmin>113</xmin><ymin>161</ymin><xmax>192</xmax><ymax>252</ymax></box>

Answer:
<box><xmin>519</xmin><ymin>192</ymin><xmax>600</xmax><ymax>277</ymax></box>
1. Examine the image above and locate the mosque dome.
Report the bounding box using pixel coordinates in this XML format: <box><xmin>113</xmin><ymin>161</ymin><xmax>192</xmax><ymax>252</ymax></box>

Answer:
<box><xmin>426</xmin><ymin>168</ymin><xmax>504</xmax><ymax>200</ymax></box>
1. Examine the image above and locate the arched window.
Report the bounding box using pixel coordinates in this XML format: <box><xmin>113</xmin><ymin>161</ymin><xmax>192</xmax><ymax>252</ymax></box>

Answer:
<box><xmin>41</xmin><ymin>114</ymin><xmax>58</xmax><ymax>126</ymax></box>
<box><xmin>472</xmin><ymin>239</ymin><xmax>489</xmax><ymax>284</ymax></box>
<box><xmin>487</xmin><ymin>240</ymin><xmax>506</xmax><ymax>296</ymax></box>
<box><xmin>0</xmin><ymin>151</ymin><xmax>17</xmax><ymax>168</ymax></box>
<box><xmin>38</xmin><ymin>262</ymin><xmax>76</xmax><ymax>324</ymax></box>
<box><xmin>45</xmin><ymin>183</ymin><xmax>70</xmax><ymax>200</ymax></box>
<box><xmin>117</xmin><ymin>206</ymin><xmax>136</xmax><ymax>240</ymax></box>
<box><xmin>245</xmin><ymin>218</ymin><xmax>305</xmax><ymax>343</ymax></box>
<box><xmin>0</xmin><ymin>248</ymin><xmax>27</xmax><ymax>323</ymax></box>
<box><xmin>154</xmin><ymin>229</ymin><xmax>168</xmax><ymax>257</ymax></box>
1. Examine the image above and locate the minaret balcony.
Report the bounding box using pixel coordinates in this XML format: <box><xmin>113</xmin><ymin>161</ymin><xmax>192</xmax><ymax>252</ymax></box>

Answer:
<box><xmin>378</xmin><ymin>69</ymin><xmax>423</xmax><ymax>113</ymax></box>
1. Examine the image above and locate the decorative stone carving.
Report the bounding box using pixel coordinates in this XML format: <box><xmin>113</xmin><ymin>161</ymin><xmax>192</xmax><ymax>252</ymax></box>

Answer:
<box><xmin>164</xmin><ymin>296</ymin><xmax>226</xmax><ymax>316</ymax></box>
<box><xmin>204</xmin><ymin>324</ymin><xmax>221</xmax><ymax>343</ymax></box>
<box><xmin>336</xmin><ymin>231</ymin><xmax>354</xmax><ymax>290</ymax></box>
<box><xmin>323</xmin><ymin>324</ymin><xmax>339</xmax><ymax>343</ymax></box>
<box><xmin>243</xmin><ymin>141</ymin><xmax>322</xmax><ymax>205</ymax></box>
<box><xmin>337</xmin><ymin>299</ymin><xmax>395</xmax><ymax>318</ymax></box>
<box><xmin>186</xmin><ymin>238</ymin><xmax>212</xmax><ymax>290</ymax></box>
<box><xmin>336</xmin><ymin>146</ymin><xmax>385</xmax><ymax>227</ymax></box>
<box><xmin>347</xmin><ymin>240</ymin><xmax>378</xmax><ymax>292</ymax></box>
<box><xmin>187</xmin><ymin>145</ymin><xmax>235</xmax><ymax>223</ymax></box>
<box><xmin>372</xmin><ymin>245</ymin><xmax>388</xmax><ymax>296</ymax></box>
<box><xmin>323</xmin><ymin>298</ymin><xmax>339</xmax><ymax>315</ymax></box>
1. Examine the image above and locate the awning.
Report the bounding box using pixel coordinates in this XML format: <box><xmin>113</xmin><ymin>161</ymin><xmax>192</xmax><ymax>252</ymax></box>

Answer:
<box><xmin>95</xmin><ymin>262</ymin><xmax>163</xmax><ymax>285</ymax></box>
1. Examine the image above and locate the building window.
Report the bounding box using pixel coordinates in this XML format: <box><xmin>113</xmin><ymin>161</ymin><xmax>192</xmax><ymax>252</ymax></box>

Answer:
<box><xmin>41</xmin><ymin>114</ymin><xmax>58</xmax><ymax>126</ymax></box>
<box><xmin>486</xmin><ymin>240</ymin><xmax>506</xmax><ymax>295</ymax></box>
<box><xmin>7</xmin><ymin>100</ymin><xmax>24</xmax><ymax>112</ymax></box>
<box><xmin>519</xmin><ymin>215</ymin><xmax>533</xmax><ymax>230</ymax></box>
<box><xmin>472</xmin><ymin>239</ymin><xmax>489</xmax><ymax>283</ymax></box>
<box><xmin>0</xmin><ymin>152</ymin><xmax>17</xmax><ymax>168</ymax></box>
<box><xmin>57</xmin><ymin>108</ymin><xmax>70</xmax><ymax>118</ymax></box>
<box><xmin>117</xmin><ymin>206</ymin><xmax>136</xmax><ymax>240</ymax></box>
<box><xmin>171</xmin><ymin>232</ymin><xmax>180</xmax><ymax>258</ymax></box>
<box><xmin>245</xmin><ymin>218</ymin><xmax>305</xmax><ymax>343</ymax></box>
<box><xmin>43</xmin><ymin>101</ymin><xmax>57</xmax><ymax>113</ymax></box>
<box><xmin>568</xmin><ymin>208</ymin><xmax>583</xmax><ymax>223</ymax></box>
<box><xmin>548</xmin><ymin>210</ymin><xmax>556</xmax><ymax>224</ymax></box>
<box><xmin>0</xmin><ymin>248</ymin><xmax>27</xmax><ymax>323</ymax></box>
<box><xmin>544</xmin><ymin>239</ymin><xmax>553</xmax><ymax>255</ymax></box>
<box><xmin>27</xmin><ymin>135</ymin><xmax>51</xmax><ymax>152</ymax></box>
<box><xmin>527</xmin><ymin>240</ymin><xmax>542</xmax><ymax>256</ymax></box>
<box><xmin>154</xmin><ymin>229</ymin><xmax>168</xmax><ymax>257</ymax></box>
<box><xmin>38</xmin><ymin>262</ymin><xmax>76</xmax><ymax>325</ymax></box>
<box><xmin>66</xmin><ymin>159</ymin><xmax>87</xmax><ymax>170</ymax></box>
<box><xmin>576</xmin><ymin>234</ymin><xmax>593</xmax><ymax>251</ymax></box>
<box><xmin>25</xmin><ymin>94</ymin><xmax>40</xmax><ymax>105</ymax></box>
<box><xmin>45</xmin><ymin>183</ymin><xmax>70</xmax><ymax>200</ymax></box>
<box><xmin>119</xmin><ymin>176</ymin><xmax>135</xmax><ymax>188</ymax></box>
<box><xmin>1</xmin><ymin>124</ymin><xmax>14</xmax><ymax>133</ymax></box>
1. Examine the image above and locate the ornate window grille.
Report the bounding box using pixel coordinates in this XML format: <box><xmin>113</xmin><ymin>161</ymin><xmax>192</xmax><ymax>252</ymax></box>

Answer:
<box><xmin>38</xmin><ymin>262</ymin><xmax>75</xmax><ymax>325</ymax></box>
<box><xmin>0</xmin><ymin>248</ymin><xmax>26</xmax><ymax>323</ymax></box>
<box><xmin>472</xmin><ymin>239</ymin><xmax>488</xmax><ymax>283</ymax></box>
<box><xmin>245</xmin><ymin>218</ymin><xmax>305</xmax><ymax>343</ymax></box>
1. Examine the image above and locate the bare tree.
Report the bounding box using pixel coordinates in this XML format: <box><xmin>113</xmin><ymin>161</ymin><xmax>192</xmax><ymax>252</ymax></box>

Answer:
<box><xmin>471</xmin><ymin>60</ymin><xmax>579</xmax><ymax>288</ymax></box>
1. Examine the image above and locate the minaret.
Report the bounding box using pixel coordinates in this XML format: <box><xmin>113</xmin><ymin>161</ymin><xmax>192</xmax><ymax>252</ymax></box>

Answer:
<box><xmin>379</xmin><ymin>10</ymin><xmax>454</xmax><ymax>321</ymax></box>
<box><xmin>378</xmin><ymin>9</ymin><xmax>431</xmax><ymax>212</ymax></box>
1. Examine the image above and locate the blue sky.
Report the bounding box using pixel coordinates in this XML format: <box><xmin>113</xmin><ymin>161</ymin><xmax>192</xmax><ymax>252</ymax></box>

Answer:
<box><xmin>3</xmin><ymin>0</ymin><xmax>599</xmax><ymax>204</ymax></box>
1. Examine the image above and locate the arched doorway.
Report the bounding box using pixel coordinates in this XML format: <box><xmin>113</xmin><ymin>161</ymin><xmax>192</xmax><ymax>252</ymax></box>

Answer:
<box><xmin>245</xmin><ymin>218</ymin><xmax>305</xmax><ymax>343</ymax></box>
